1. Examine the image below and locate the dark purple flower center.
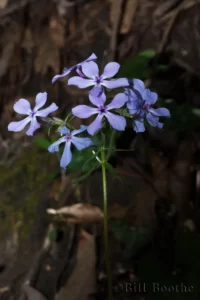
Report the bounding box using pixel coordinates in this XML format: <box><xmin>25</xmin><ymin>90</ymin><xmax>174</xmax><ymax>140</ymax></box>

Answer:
<box><xmin>143</xmin><ymin>103</ymin><xmax>150</xmax><ymax>110</ymax></box>
<box><xmin>65</xmin><ymin>133</ymin><xmax>71</xmax><ymax>141</ymax></box>
<box><xmin>95</xmin><ymin>76</ymin><xmax>102</xmax><ymax>84</ymax></box>
<box><xmin>98</xmin><ymin>106</ymin><xmax>106</xmax><ymax>114</ymax></box>
<box><xmin>30</xmin><ymin>110</ymin><xmax>36</xmax><ymax>117</ymax></box>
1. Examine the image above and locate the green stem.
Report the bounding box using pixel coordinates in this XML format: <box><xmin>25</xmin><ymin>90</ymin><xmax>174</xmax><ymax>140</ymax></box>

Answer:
<box><xmin>101</xmin><ymin>133</ymin><xmax>113</xmax><ymax>300</ymax></box>
<box><xmin>106</xmin><ymin>129</ymin><xmax>116</xmax><ymax>161</ymax></box>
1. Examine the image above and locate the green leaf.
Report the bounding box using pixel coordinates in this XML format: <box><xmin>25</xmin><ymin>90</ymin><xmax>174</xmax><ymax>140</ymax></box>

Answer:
<box><xmin>118</xmin><ymin>49</ymin><xmax>156</xmax><ymax>79</ymax></box>
<box><xmin>33</xmin><ymin>137</ymin><xmax>52</xmax><ymax>149</ymax></box>
<box><xmin>105</xmin><ymin>162</ymin><xmax>121</xmax><ymax>182</ymax></box>
<box><xmin>68</xmin><ymin>147</ymin><xmax>99</xmax><ymax>173</ymax></box>
<box><xmin>72</xmin><ymin>165</ymin><xmax>98</xmax><ymax>184</ymax></box>
<box><xmin>49</xmin><ymin>228</ymin><xmax>57</xmax><ymax>241</ymax></box>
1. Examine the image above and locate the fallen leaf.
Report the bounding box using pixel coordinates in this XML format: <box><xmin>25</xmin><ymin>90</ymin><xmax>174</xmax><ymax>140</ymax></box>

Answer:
<box><xmin>55</xmin><ymin>230</ymin><xmax>96</xmax><ymax>300</ymax></box>
<box><xmin>47</xmin><ymin>203</ymin><xmax>104</xmax><ymax>223</ymax></box>
<box><xmin>0</xmin><ymin>286</ymin><xmax>9</xmax><ymax>293</ymax></box>
<box><xmin>24</xmin><ymin>285</ymin><xmax>47</xmax><ymax>300</ymax></box>
<box><xmin>0</xmin><ymin>0</ymin><xmax>8</xmax><ymax>9</ymax></box>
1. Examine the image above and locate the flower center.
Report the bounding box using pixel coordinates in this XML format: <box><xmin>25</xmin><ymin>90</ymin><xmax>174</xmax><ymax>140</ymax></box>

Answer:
<box><xmin>30</xmin><ymin>110</ymin><xmax>36</xmax><ymax>117</ymax></box>
<box><xmin>98</xmin><ymin>106</ymin><xmax>106</xmax><ymax>114</ymax></box>
<box><xmin>65</xmin><ymin>133</ymin><xmax>71</xmax><ymax>141</ymax></box>
<box><xmin>143</xmin><ymin>103</ymin><xmax>150</xmax><ymax>110</ymax></box>
<box><xmin>95</xmin><ymin>76</ymin><xmax>102</xmax><ymax>84</ymax></box>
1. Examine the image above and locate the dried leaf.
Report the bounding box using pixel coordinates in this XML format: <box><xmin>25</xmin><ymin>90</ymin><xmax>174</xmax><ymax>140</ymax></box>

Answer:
<box><xmin>24</xmin><ymin>286</ymin><xmax>47</xmax><ymax>300</ymax></box>
<box><xmin>55</xmin><ymin>230</ymin><xmax>96</xmax><ymax>300</ymax></box>
<box><xmin>0</xmin><ymin>286</ymin><xmax>9</xmax><ymax>293</ymax></box>
<box><xmin>0</xmin><ymin>0</ymin><xmax>8</xmax><ymax>9</ymax></box>
<box><xmin>47</xmin><ymin>203</ymin><xmax>104</xmax><ymax>223</ymax></box>
<box><xmin>109</xmin><ymin>0</ymin><xmax>138</xmax><ymax>34</ymax></box>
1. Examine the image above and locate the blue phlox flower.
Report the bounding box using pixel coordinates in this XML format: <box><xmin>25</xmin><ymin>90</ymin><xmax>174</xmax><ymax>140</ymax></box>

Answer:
<box><xmin>68</xmin><ymin>61</ymin><xmax>129</xmax><ymax>90</ymax></box>
<box><xmin>48</xmin><ymin>125</ymin><xmax>93</xmax><ymax>169</ymax></box>
<box><xmin>8</xmin><ymin>92</ymin><xmax>58</xmax><ymax>136</ymax></box>
<box><xmin>52</xmin><ymin>53</ymin><xmax>97</xmax><ymax>84</ymax></box>
<box><xmin>125</xmin><ymin>79</ymin><xmax>170</xmax><ymax>132</ymax></box>
<box><xmin>72</xmin><ymin>89</ymin><xmax>127</xmax><ymax>135</ymax></box>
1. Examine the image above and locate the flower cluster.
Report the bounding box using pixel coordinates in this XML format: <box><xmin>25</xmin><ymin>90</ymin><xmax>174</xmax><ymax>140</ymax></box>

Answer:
<box><xmin>8</xmin><ymin>53</ymin><xmax>170</xmax><ymax>169</ymax></box>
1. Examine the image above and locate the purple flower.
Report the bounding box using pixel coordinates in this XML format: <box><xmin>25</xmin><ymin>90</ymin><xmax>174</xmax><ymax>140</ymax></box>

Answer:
<box><xmin>68</xmin><ymin>61</ymin><xmax>129</xmax><ymax>90</ymax></box>
<box><xmin>8</xmin><ymin>92</ymin><xmax>58</xmax><ymax>136</ymax></box>
<box><xmin>125</xmin><ymin>79</ymin><xmax>170</xmax><ymax>132</ymax></box>
<box><xmin>72</xmin><ymin>89</ymin><xmax>127</xmax><ymax>135</ymax></box>
<box><xmin>48</xmin><ymin>125</ymin><xmax>93</xmax><ymax>169</ymax></box>
<box><xmin>52</xmin><ymin>53</ymin><xmax>97</xmax><ymax>84</ymax></box>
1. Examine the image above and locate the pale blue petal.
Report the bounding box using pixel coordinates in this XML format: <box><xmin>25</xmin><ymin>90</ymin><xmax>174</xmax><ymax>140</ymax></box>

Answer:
<box><xmin>72</xmin><ymin>105</ymin><xmax>98</xmax><ymax>118</ymax></box>
<box><xmin>106</xmin><ymin>93</ymin><xmax>127</xmax><ymax>110</ymax></box>
<box><xmin>105</xmin><ymin>112</ymin><xmax>126</xmax><ymax>131</ymax></box>
<box><xmin>82</xmin><ymin>61</ymin><xmax>99</xmax><ymax>78</ymax></box>
<box><xmin>8</xmin><ymin>116</ymin><xmax>31</xmax><ymax>132</ymax></box>
<box><xmin>133</xmin><ymin>118</ymin><xmax>145</xmax><ymax>133</ymax></box>
<box><xmin>89</xmin><ymin>88</ymin><xmax>106</xmax><ymax>106</ymax></box>
<box><xmin>71</xmin><ymin>125</ymin><xmax>87</xmax><ymax>136</ymax></box>
<box><xmin>59</xmin><ymin>126</ymin><xmax>70</xmax><ymax>135</ymax></box>
<box><xmin>142</xmin><ymin>89</ymin><xmax>158</xmax><ymax>105</ymax></box>
<box><xmin>34</xmin><ymin>92</ymin><xmax>47</xmax><ymax>111</ymax></box>
<box><xmin>26</xmin><ymin>117</ymin><xmax>40</xmax><ymax>136</ymax></box>
<box><xmin>133</xmin><ymin>79</ymin><xmax>145</xmax><ymax>94</ymax></box>
<box><xmin>87</xmin><ymin>114</ymin><xmax>103</xmax><ymax>135</ymax></box>
<box><xmin>71</xmin><ymin>136</ymin><xmax>93</xmax><ymax>150</ymax></box>
<box><xmin>36</xmin><ymin>103</ymin><xmax>58</xmax><ymax>117</ymax></box>
<box><xmin>52</xmin><ymin>69</ymin><xmax>70</xmax><ymax>84</ymax></box>
<box><xmin>68</xmin><ymin>76</ymin><xmax>95</xmax><ymax>88</ymax></box>
<box><xmin>13</xmin><ymin>98</ymin><xmax>31</xmax><ymax>115</ymax></box>
<box><xmin>86</xmin><ymin>53</ymin><xmax>97</xmax><ymax>61</ymax></box>
<box><xmin>48</xmin><ymin>137</ymin><xmax>66</xmax><ymax>153</ymax></box>
<box><xmin>60</xmin><ymin>142</ymin><xmax>72</xmax><ymax>169</ymax></box>
<box><xmin>102</xmin><ymin>62</ymin><xmax>120</xmax><ymax>79</ymax></box>
<box><xmin>148</xmin><ymin>107</ymin><xmax>170</xmax><ymax>117</ymax></box>
<box><xmin>102</xmin><ymin>78</ymin><xmax>129</xmax><ymax>89</ymax></box>
<box><xmin>146</xmin><ymin>113</ymin><xmax>163</xmax><ymax>128</ymax></box>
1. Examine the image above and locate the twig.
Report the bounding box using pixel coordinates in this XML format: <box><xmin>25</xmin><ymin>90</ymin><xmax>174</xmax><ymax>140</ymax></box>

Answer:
<box><xmin>108</xmin><ymin>0</ymin><xmax>126</xmax><ymax>61</ymax></box>
<box><xmin>158</xmin><ymin>0</ymin><xmax>200</xmax><ymax>23</ymax></box>
<box><xmin>0</xmin><ymin>0</ymin><xmax>37</xmax><ymax>18</ymax></box>
<box><xmin>157</xmin><ymin>0</ymin><xmax>185</xmax><ymax>53</ymax></box>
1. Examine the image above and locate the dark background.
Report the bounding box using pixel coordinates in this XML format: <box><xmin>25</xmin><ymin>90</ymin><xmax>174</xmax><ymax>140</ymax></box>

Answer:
<box><xmin>1</xmin><ymin>0</ymin><xmax>200</xmax><ymax>299</ymax></box>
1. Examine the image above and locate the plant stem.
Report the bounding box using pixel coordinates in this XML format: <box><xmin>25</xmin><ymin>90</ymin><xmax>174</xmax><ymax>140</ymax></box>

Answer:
<box><xmin>101</xmin><ymin>133</ymin><xmax>113</xmax><ymax>300</ymax></box>
<box><xmin>107</xmin><ymin>129</ymin><xmax>116</xmax><ymax>161</ymax></box>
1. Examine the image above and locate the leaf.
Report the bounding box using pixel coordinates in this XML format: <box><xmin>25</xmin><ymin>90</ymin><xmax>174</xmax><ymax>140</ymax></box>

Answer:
<box><xmin>24</xmin><ymin>286</ymin><xmax>47</xmax><ymax>300</ymax></box>
<box><xmin>105</xmin><ymin>162</ymin><xmax>122</xmax><ymax>182</ymax></box>
<box><xmin>47</xmin><ymin>203</ymin><xmax>103</xmax><ymax>224</ymax></box>
<box><xmin>55</xmin><ymin>230</ymin><xmax>96</xmax><ymax>300</ymax></box>
<box><xmin>118</xmin><ymin>49</ymin><xmax>156</xmax><ymax>79</ymax></box>
<box><xmin>33</xmin><ymin>137</ymin><xmax>52</xmax><ymax>149</ymax></box>
<box><xmin>72</xmin><ymin>167</ymin><xmax>97</xmax><ymax>184</ymax></box>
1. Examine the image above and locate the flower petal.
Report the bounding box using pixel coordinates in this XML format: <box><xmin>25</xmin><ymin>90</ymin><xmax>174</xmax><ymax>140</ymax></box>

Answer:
<box><xmin>105</xmin><ymin>112</ymin><xmax>126</xmax><ymax>131</ymax></box>
<box><xmin>34</xmin><ymin>92</ymin><xmax>47</xmax><ymax>111</ymax></box>
<box><xmin>82</xmin><ymin>61</ymin><xmax>99</xmax><ymax>78</ymax></box>
<box><xmin>89</xmin><ymin>88</ymin><xmax>106</xmax><ymax>106</ymax></box>
<box><xmin>148</xmin><ymin>107</ymin><xmax>170</xmax><ymax>117</ymax></box>
<box><xmin>71</xmin><ymin>136</ymin><xmax>93</xmax><ymax>150</ymax></box>
<box><xmin>102</xmin><ymin>78</ymin><xmax>129</xmax><ymax>89</ymax></box>
<box><xmin>106</xmin><ymin>93</ymin><xmax>127</xmax><ymax>110</ymax></box>
<box><xmin>36</xmin><ymin>103</ymin><xmax>58</xmax><ymax>117</ymax></box>
<box><xmin>68</xmin><ymin>76</ymin><xmax>95</xmax><ymax>88</ymax></box>
<box><xmin>142</xmin><ymin>89</ymin><xmax>158</xmax><ymax>105</ymax></box>
<box><xmin>13</xmin><ymin>98</ymin><xmax>31</xmax><ymax>115</ymax></box>
<box><xmin>71</xmin><ymin>125</ymin><xmax>87</xmax><ymax>136</ymax></box>
<box><xmin>72</xmin><ymin>105</ymin><xmax>98</xmax><ymax>118</ymax></box>
<box><xmin>60</xmin><ymin>142</ymin><xmax>72</xmax><ymax>169</ymax></box>
<box><xmin>86</xmin><ymin>53</ymin><xmax>97</xmax><ymax>61</ymax></box>
<box><xmin>59</xmin><ymin>126</ymin><xmax>70</xmax><ymax>135</ymax></box>
<box><xmin>133</xmin><ymin>79</ymin><xmax>145</xmax><ymax>94</ymax></box>
<box><xmin>102</xmin><ymin>62</ymin><xmax>120</xmax><ymax>79</ymax></box>
<box><xmin>48</xmin><ymin>137</ymin><xmax>66</xmax><ymax>153</ymax></box>
<box><xmin>133</xmin><ymin>118</ymin><xmax>145</xmax><ymax>133</ymax></box>
<box><xmin>87</xmin><ymin>114</ymin><xmax>103</xmax><ymax>135</ymax></box>
<box><xmin>146</xmin><ymin>113</ymin><xmax>163</xmax><ymax>128</ymax></box>
<box><xmin>26</xmin><ymin>117</ymin><xmax>40</xmax><ymax>136</ymax></box>
<box><xmin>8</xmin><ymin>116</ymin><xmax>31</xmax><ymax>132</ymax></box>
<box><xmin>52</xmin><ymin>69</ymin><xmax>70</xmax><ymax>84</ymax></box>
